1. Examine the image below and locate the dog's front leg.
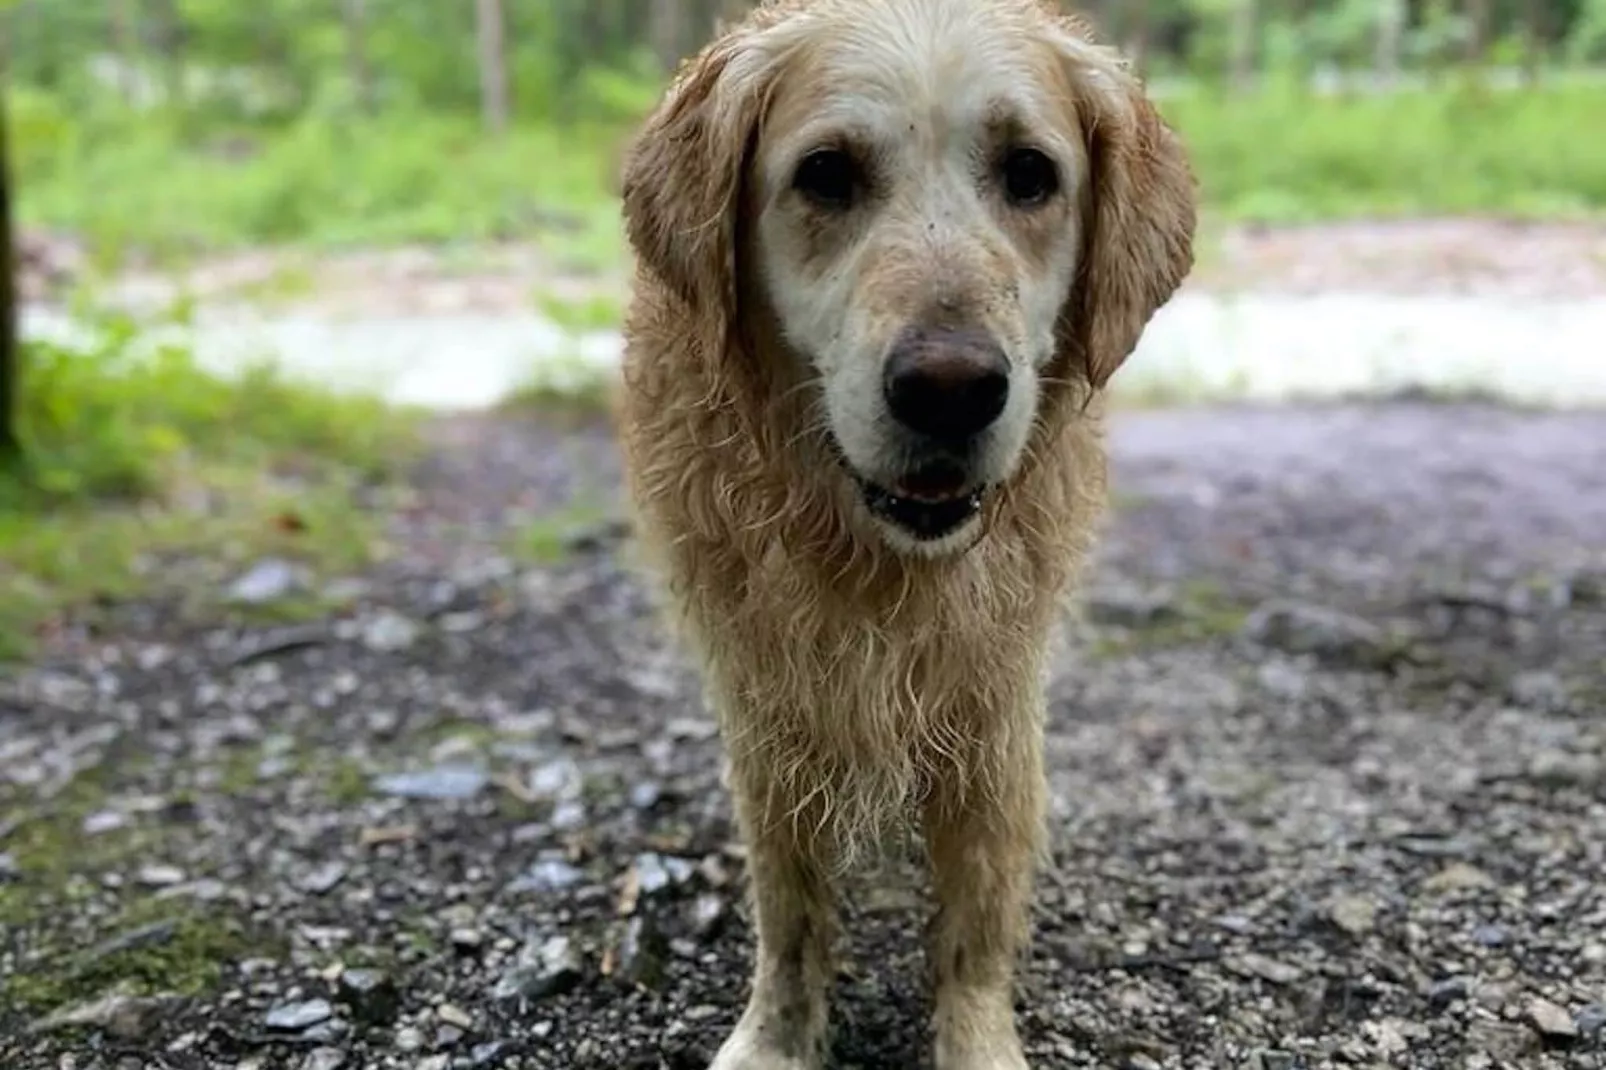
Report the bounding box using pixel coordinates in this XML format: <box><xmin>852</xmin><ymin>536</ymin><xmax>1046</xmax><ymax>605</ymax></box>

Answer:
<box><xmin>710</xmin><ymin>767</ymin><xmax>837</xmax><ymax>1070</ymax></box>
<box><xmin>924</xmin><ymin>736</ymin><xmax>1046</xmax><ymax>1070</ymax></box>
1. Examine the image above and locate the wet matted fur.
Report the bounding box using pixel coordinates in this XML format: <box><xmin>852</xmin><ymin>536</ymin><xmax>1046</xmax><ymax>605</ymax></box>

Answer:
<box><xmin>615</xmin><ymin>1</ymin><xmax>1196</xmax><ymax>1067</ymax></box>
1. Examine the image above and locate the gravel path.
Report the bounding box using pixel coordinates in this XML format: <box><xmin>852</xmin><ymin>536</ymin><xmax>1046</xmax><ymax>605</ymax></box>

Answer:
<box><xmin>2</xmin><ymin>402</ymin><xmax>1604</xmax><ymax>1070</ymax></box>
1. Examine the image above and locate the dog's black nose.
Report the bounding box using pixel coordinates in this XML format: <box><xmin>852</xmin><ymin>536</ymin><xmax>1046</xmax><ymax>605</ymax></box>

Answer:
<box><xmin>883</xmin><ymin>327</ymin><xmax>1010</xmax><ymax>441</ymax></box>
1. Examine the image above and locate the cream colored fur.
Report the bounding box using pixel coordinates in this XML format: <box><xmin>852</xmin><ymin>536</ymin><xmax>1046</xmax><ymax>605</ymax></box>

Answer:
<box><xmin>615</xmin><ymin>1</ymin><xmax>1196</xmax><ymax>1067</ymax></box>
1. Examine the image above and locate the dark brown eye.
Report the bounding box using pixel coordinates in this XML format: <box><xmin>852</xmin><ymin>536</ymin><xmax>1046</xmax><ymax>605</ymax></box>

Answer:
<box><xmin>1000</xmin><ymin>147</ymin><xmax>1059</xmax><ymax>207</ymax></box>
<box><xmin>792</xmin><ymin>149</ymin><xmax>860</xmax><ymax>210</ymax></box>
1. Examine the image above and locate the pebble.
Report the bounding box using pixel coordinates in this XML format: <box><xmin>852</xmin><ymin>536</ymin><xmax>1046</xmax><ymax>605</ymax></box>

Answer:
<box><xmin>1242</xmin><ymin>599</ymin><xmax>1395</xmax><ymax>667</ymax></box>
<box><xmin>265</xmin><ymin>998</ymin><xmax>334</xmax><ymax>1033</ymax></box>
<box><xmin>1326</xmin><ymin>893</ymin><xmax>1376</xmax><ymax>936</ymax></box>
<box><xmin>1428</xmin><ymin>976</ymin><xmax>1469</xmax><ymax>1008</ymax></box>
<box><xmin>135</xmin><ymin>864</ymin><xmax>186</xmax><ymax>888</ymax></box>
<box><xmin>468</xmin><ymin>1040</ymin><xmax>511</xmax><ymax>1067</ymax></box>
<box><xmin>492</xmin><ymin>935</ymin><xmax>583</xmax><ymax>1002</ymax></box>
<box><xmin>1527</xmin><ymin>997</ymin><xmax>1578</xmax><ymax>1042</ymax></box>
<box><xmin>437</xmin><ymin>1003</ymin><xmax>474</xmax><ymax>1030</ymax></box>
<box><xmin>689</xmin><ymin>892</ymin><xmax>729</xmax><ymax>939</ymax></box>
<box><xmin>394</xmin><ymin>1025</ymin><xmax>426</xmax><ymax>1052</ymax></box>
<box><xmin>227</xmin><ymin>558</ymin><xmax>303</xmax><ymax>605</ymax></box>
<box><xmin>296</xmin><ymin>861</ymin><xmax>349</xmax><ymax>896</ymax></box>
<box><xmin>361</xmin><ymin>609</ymin><xmax>421</xmax><ymax>652</ymax></box>
<box><xmin>338</xmin><ymin>968</ymin><xmax>400</xmax><ymax>1025</ymax></box>
<box><xmin>506</xmin><ymin>854</ymin><xmax>584</xmax><ymax>894</ymax></box>
<box><xmin>616</xmin><ymin>914</ymin><xmax>669</xmax><ymax>989</ymax></box>
<box><xmin>373</xmin><ymin>764</ymin><xmax>488</xmax><ymax>800</ymax></box>
<box><xmin>1471</xmin><ymin>924</ymin><xmax>1509</xmax><ymax>947</ymax></box>
<box><xmin>1231</xmin><ymin>953</ymin><xmax>1303</xmax><ymax>985</ymax></box>
<box><xmin>529</xmin><ymin>759</ymin><xmax>584</xmax><ymax>802</ymax></box>
<box><xmin>302</xmin><ymin>1050</ymin><xmax>346</xmax><ymax>1070</ymax></box>
<box><xmin>1576</xmin><ymin>1004</ymin><xmax>1606</xmax><ymax>1036</ymax></box>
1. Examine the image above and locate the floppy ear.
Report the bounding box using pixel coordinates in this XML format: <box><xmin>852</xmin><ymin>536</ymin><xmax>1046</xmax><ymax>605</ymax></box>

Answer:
<box><xmin>1056</xmin><ymin>29</ymin><xmax>1197</xmax><ymax>389</ymax></box>
<box><xmin>620</xmin><ymin>30</ymin><xmax>771</xmax><ymax>330</ymax></box>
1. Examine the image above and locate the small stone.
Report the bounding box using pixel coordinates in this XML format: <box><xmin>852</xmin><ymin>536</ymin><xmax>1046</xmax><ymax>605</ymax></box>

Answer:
<box><xmin>1527</xmin><ymin>998</ymin><xmax>1579</xmax><ymax>1043</ymax></box>
<box><xmin>1576</xmin><ymin>1004</ymin><xmax>1606</xmax><ymax>1036</ymax></box>
<box><xmin>1423</xmin><ymin>862</ymin><xmax>1494</xmax><ymax>894</ymax></box>
<box><xmin>468</xmin><ymin>1040</ymin><xmax>510</xmax><ymax>1067</ymax></box>
<box><xmin>1251</xmin><ymin>1051</ymin><xmax>1297</xmax><ymax>1070</ymax></box>
<box><xmin>303</xmin><ymin>1049</ymin><xmax>346</xmax><ymax>1070</ymax></box>
<box><xmin>689</xmin><ymin>893</ymin><xmax>728</xmax><ymax>939</ymax></box>
<box><xmin>338</xmin><ymin>968</ymin><xmax>400</xmax><ymax>1025</ymax></box>
<box><xmin>361</xmin><ymin>609</ymin><xmax>421</xmax><ymax>652</ymax></box>
<box><xmin>82</xmin><ymin>810</ymin><xmax>130</xmax><ymax>835</ymax></box>
<box><xmin>633</xmin><ymin>852</ymin><xmax>695</xmax><ymax>897</ymax></box>
<box><xmin>615</xmin><ymin>915</ymin><xmax>669</xmax><ymax>989</ymax></box>
<box><xmin>492</xmin><ymin>935</ymin><xmax>583</xmax><ymax>1003</ymax></box>
<box><xmin>1124</xmin><ymin>1055</ymin><xmax>1161</xmax><ymax>1070</ymax></box>
<box><xmin>437</xmin><ymin>1003</ymin><xmax>474</xmax><ymax>1030</ymax></box>
<box><xmin>1471</xmin><ymin>924</ymin><xmax>1509</xmax><ymax>947</ymax></box>
<box><xmin>628</xmin><ymin>781</ymin><xmax>664</xmax><ymax>810</ymax></box>
<box><xmin>549</xmin><ymin>800</ymin><xmax>587</xmax><ymax>831</ymax></box>
<box><xmin>136</xmin><ymin>864</ymin><xmax>186</xmax><ymax>888</ymax></box>
<box><xmin>1428</xmin><ymin>976</ymin><xmax>1469</xmax><ymax>1008</ymax></box>
<box><xmin>684</xmin><ymin>1004</ymin><xmax>721</xmax><ymax>1022</ymax></box>
<box><xmin>394</xmin><ymin>1025</ymin><xmax>426</xmax><ymax>1052</ymax></box>
<box><xmin>297</xmin><ymin>862</ymin><xmax>349</xmax><ymax>896</ymax></box>
<box><xmin>1526</xmin><ymin>749</ymin><xmax>1603</xmax><ymax>788</ymax></box>
<box><xmin>1230</xmin><ymin>953</ymin><xmax>1303</xmax><ymax>985</ymax></box>
<box><xmin>82</xmin><ymin>919</ymin><xmax>178</xmax><ymax>962</ymax></box>
<box><xmin>1242</xmin><ymin>600</ymin><xmax>1397</xmax><ymax>667</ymax></box>
<box><xmin>1326</xmin><ymin>894</ymin><xmax>1376</xmax><ymax>936</ymax></box>
<box><xmin>265</xmin><ymin>998</ymin><xmax>334</xmax><ymax>1033</ymax></box>
<box><xmin>31</xmin><ymin>993</ymin><xmax>179</xmax><ymax>1038</ymax></box>
<box><xmin>506</xmin><ymin>854</ymin><xmax>584</xmax><ymax>894</ymax></box>
<box><xmin>373</xmin><ymin>765</ymin><xmax>488</xmax><ymax>800</ymax></box>
<box><xmin>414</xmin><ymin>1057</ymin><xmax>450</xmax><ymax>1070</ymax></box>
<box><xmin>450</xmin><ymin>928</ymin><xmax>484</xmax><ymax>953</ymax></box>
<box><xmin>228</xmin><ymin>558</ymin><xmax>303</xmax><ymax>604</ymax></box>
<box><xmin>529</xmin><ymin>759</ymin><xmax>584</xmax><ymax>802</ymax></box>
<box><xmin>1363</xmin><ymin>1020</ymin><xmax>1409</xmax><ymax>1057</ymax></box>
<box><xmin>435</xmin><ymin>1025</ymin><xmax>465</xmax><ymax>1048</ymax></box>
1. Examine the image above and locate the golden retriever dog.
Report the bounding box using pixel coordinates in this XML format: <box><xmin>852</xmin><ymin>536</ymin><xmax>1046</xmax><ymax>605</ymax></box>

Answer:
<box><xmin>615</xmin><ymin>1</ymin><xmax>1195</xmax><ymax>1066</ymax></box>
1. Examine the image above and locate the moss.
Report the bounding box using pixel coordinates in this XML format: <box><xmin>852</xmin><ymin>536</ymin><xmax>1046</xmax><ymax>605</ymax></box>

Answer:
<box><xmin>324</xmin><ymin>758</ymin><xmax>373</xmax><ymax>805</ymax></box>
<box><xmin>2</xmin><ymin>899</ymin><xmax>285</xmax><ymax>1011</ymax></box>
<box><xmin>1089</xmin><ymin>579</ymin><xmax>1253</xmax><ymax>656</ymax></box>
<box><xmin>508</xmin><ymin>500</ymin><xmax>616</xmax><ymax>564</ymax></box>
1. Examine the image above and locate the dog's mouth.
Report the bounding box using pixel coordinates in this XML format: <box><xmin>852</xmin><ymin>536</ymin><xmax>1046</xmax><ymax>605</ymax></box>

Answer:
<box><xmin>852</xmin><ymin>459</ymin><xmax>987</xmax><ymax>542</ymax></box>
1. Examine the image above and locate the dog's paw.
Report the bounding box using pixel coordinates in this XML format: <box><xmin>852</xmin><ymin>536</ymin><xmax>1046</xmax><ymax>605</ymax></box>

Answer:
<box><xmin>708</xmin><ymin>1024</ymin><xmax>821</xmax><ymax>1070</ymax></box>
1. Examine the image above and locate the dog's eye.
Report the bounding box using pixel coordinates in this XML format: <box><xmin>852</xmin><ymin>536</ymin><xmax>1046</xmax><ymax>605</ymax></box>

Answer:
<box><xmin>1000</xmin><ymin>147</ymin><xmax>1059</xmax><ymax>207</ymax></box>
<box><xmin>792</xmin><ymin>149</ymin><xmax>860</xmax><ymax>210</ymax></box>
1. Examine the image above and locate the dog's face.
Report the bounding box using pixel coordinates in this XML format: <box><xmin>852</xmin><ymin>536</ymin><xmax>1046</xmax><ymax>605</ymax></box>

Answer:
<box><xmin>623</xmin><ymin>0</ymin><xmax>1196</xmax><ymax>556</ymax></box>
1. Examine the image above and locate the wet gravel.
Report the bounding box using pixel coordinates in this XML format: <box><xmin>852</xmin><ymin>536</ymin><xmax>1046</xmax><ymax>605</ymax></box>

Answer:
<box><xmin>1</xmin><ymin>401</ymin><xmax>1603</xmax><ymax>1070</ymax></box>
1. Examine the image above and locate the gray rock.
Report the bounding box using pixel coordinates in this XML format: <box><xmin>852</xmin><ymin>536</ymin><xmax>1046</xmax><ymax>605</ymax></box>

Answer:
<box><xmin>437</xmin><ymin>1003</ymin><xmax>474</xmax><ymax>1030</ymax></box>
<box><xmin>297</xmin><ymin>861</ymin><xmax>349</xmax><ymax>896</ymax></box>
<box><xmin>1242</xmin><ymin>600</ymin><xmax>1398</xmax><ymax>667</ymax></box>
<box><xmin>265</xmin><ymin>998</ymin><xmax>334</xmax><ymax>1033</ymax></box>
<box><xmin>468</xmin><ymin>1040</ymin><xmax>511</xmax><ymax>1067</ymax></box>
<box><xmin>227</xmin><ymin>558</ymin><xmax>304</xmax><ymax>605</ymax></box>
<box><xmin>1576</xmin><ymin>1004</ymin><xmax>1606</xmax><ymax>1036</ymax></box>
<box><xmin>1471</xmin><ymin>924</ymin><xmax>1509</xmax><ymax>947</ymax></box>
<box><xmin>372</xmin><ymin>764</ymin><xmax>488</xmax><ymax>800</ymax></box>
<box><xmin>633</xmin><ymin>852</ymin><xmax>695</xmax><ymax>897</ymax></box>
<box><xmin>31</xmin><ymin>993</ymin><xmax>179</xmax><ymax>1038</ymax></box>
<box><xmin>1527</xmin><ymin>998</ymin><xmax>1578</xmax><ymax>1043</ymax></box>
<box><xmin>338</xmin><ymin>967</ymin><xmax>399</xmax><ymax>1025</ymax></box>
<box><xmin>528</xmin><ymin>759</ymin><xmax>584</xmax><ymax>802</ymax></box>
<box><xmin>302</xmin><ymin>1049</ymin><xmax>346</xmax><ymax>1070</ymax></box>
<box><xmin>506</xmin><ymin>853</ymin><xmax>585</xmax><ymax>894</ymax></box>
<box><xmin>1428</xmin><ymin>976</ymin><xmax>1469</xmax><ymax>1008</ymax></box>
<box><xmin>493</xmin><ymin>935</ymin><xmax>583</xmax><ymax>1003</ymax></box>
<box><xmin>361</xmin><ymin>609</ymin><xmax>421</xmax><ymax>652</ymax></box>
<box><xmin>615</xmin><ymin>915</ymin><xmax>668</xmax><ymax>989</ymax></box>
<box><xmin>689</xmin><ymin>893</ymin><xmax>729</xmax><ymax>939</ymax></box>
<box><xmin>135</xmin><ymin>863</ymin><xmax>186</xmax><ymax>887</ymax></box>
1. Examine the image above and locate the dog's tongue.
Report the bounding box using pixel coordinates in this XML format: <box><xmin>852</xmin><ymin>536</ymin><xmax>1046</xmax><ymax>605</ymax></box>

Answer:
<box><xmin>896</xmin><ymin>460</ymin><xmax>969</xmax><ymax>502</ymax></box>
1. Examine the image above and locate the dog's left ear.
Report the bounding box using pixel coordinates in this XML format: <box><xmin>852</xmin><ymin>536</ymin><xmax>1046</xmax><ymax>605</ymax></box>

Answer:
<box><xmin>1053</xmin><ymin>25</ymin><xmax>1198</xmax><ymax>390</ymax></box>
<box><xmin>620</xmin><ymin>27</ymin><xmax>773</xmax><ymax>330</ymax></box>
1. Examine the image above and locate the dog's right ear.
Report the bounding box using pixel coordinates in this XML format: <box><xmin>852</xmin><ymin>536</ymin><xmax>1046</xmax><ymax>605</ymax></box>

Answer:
<box><xmin>621</xmin><ymin>30</ymin><xmax>771</xmax><ymax>328</ymax></box>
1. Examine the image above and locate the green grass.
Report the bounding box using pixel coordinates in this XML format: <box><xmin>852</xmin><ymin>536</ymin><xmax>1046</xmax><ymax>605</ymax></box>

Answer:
<box><xmin>0</xmin><ymin>305</ymin><xmax>421</xmax><ymax>660</ymax></box>
<box><xmin>1156</xmin><ymin>75</ymin><xmax>1606</xmax><ymax>222</ymax></box>
<box><xmin>14</xmin><ymin>75</ymin><xmax>1606</xmax><ymax>272</ymax></box>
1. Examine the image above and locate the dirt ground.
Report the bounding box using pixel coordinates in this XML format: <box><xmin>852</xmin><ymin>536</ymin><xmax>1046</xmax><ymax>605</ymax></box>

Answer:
<box><xmin>2</xmin><ymin>397</ymin><xmax>1603</xmax><ymax>1070</ymax></box>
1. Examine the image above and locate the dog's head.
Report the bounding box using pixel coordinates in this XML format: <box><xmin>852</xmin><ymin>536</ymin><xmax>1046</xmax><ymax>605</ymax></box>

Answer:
<box><xmin>622</xmin><ymin>0</ymin><xmax>1195</xmax><ymax>556</ymax></box>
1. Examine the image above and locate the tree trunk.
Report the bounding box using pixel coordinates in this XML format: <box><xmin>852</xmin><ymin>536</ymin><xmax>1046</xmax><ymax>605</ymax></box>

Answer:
<box><xmin>109</xmin><ymin>0</ymin><xmax>142</xmax><ymax>105</ymax></box>
<box><xmin>649</xmin><ymin>0</ymin><xmax>687</xmax><ymax>74</ymax></box>
<box><xmin>1374</xmin><ymin>0</ymin><xmax>1403</xmax><ymax>86</ymax></box>
<box><xmin>476</xmin><ymin>0</ymin><xmax>510</xmax><ymax>134</ymax></box>
<box><xmin>0</xmin><ymin>88</ymin><xmax>19</xmax><ymax>463</ymax></box>
<box><xmin>343</xmin><ymin>0</ymin><xmax>372</xmax><ymax>113</ymax></box>
<box><xmin>1229</xmin><ymin>0</ymin><xmax>1259</xmax><ymax>93</ymax></box>
<box><xmin>1520</xmin><ymin>0</ymin><xmax>1545</xmax><ymax>84</ymax></box>
<box><xmin>1463</xmin><ymin>0</ymin><xmax>1491</xmax><ymax>64</ymax></box>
